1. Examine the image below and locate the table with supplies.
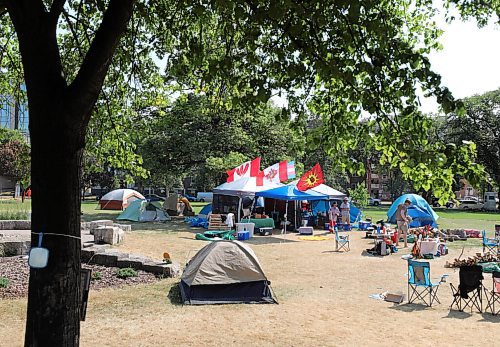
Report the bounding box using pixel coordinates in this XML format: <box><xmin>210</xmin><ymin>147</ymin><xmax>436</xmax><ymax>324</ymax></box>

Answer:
<box><xmin>417</xmin><ymin>238</ymin><xmax>440</xmax><ymax>257</ymax></box>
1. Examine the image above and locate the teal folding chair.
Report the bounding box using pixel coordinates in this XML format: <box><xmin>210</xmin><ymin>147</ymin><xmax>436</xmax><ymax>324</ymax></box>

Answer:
<box><xmin>334</xmin><ymin>230</ymin><xmax>350</xmax><ymax>252</ymax></box>
<box><xmin>407</xmin><ymin>260</ymin><xmax>443</xmax><ymax>307</ymax></box>
<box><xmin>482</xmin><ymin>230</ymin><xmax>499</xmax><ymax>254</ymax></box>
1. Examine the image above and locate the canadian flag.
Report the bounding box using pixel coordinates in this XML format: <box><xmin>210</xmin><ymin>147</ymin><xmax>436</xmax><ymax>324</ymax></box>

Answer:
<box><xmin>226</xmin><ymin>157</ymin><xmax>261</xmax><ymax>182</ymax></box>
<box><xmin>256</xmin><ymin>160</ymin><xmax>296</xmax><ymax>186</ymax></box>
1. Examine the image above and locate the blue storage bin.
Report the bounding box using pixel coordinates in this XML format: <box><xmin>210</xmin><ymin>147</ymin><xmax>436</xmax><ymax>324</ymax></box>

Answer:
<box><xmin>237</xmin><ymin>231</ymin><xmax>250</xmax><ymax>241</ymax></box>
<box><xmin>342</xmin><ymin>224</ymin><xmax>352</xmax><ymax>231</ymax></box>
<box><xmin>359</xmin><ymin>221</ymin><xmax>370</xmax><ymax>230</ymax></box>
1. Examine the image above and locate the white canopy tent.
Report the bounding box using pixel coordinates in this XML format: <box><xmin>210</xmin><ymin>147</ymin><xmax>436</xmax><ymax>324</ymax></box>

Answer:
<box><xmin>212</xmin><ymin>177</ymin><xmax>284</xmax><ymax>220</ymax></box>
<box><xmin>288</xmin><ymin>180</ymin><xmax>347</xmax><ymax>199</ymax></box>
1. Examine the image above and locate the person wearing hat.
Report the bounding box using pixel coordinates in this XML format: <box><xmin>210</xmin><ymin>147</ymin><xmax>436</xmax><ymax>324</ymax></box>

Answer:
<box><xmin>396</xmin><ymin>198</ymin><xmax>411</xmax><ymax>247</ymax></box>
<box><xmin>340</xmin><ymin>197</ymin><xmax>350</xmax><ymax>226</ymax></box>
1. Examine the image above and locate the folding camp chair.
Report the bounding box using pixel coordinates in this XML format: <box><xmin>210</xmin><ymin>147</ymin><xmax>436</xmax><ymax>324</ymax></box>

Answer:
<box><xmin>484</xmin><ymin>271</ymin><xmax>500</xmax><ymax>315</ymax></box>
<box><xmin>334</xmin><ymin>230</ymin><xmax>350</xmax><ymax>252</ymax></box>
<box><xmin>450</xmin><ymin>265</ymin><xmax>484</xmax><ymax>313</ymax></box>
<box><xmin>482</xmin><ymin>230</ymin><xmax>499</xmax><ymax>254</ymax></box>
<box><xmin>407</xmin><ymin>260</ymin><xmax>443</xmax><ymax>307</ymax></box>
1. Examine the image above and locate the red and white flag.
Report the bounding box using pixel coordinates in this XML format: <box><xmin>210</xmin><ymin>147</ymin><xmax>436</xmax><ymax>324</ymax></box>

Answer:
<box><xmin>256</xmin><ymin>160</ymin><xmax>296</xmax><ymax>186</ymax></box>
<box><xmin>226</xmin><ymin>157</ymin><xmax>261</xmax><ymax>182</ymax></box>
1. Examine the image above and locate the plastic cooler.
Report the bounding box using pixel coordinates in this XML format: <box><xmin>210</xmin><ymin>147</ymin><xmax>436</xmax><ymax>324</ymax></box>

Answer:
<box><xmin>237</xmin><ymin>231</ymin><xmax>250</xmax><ymax>241</ymax></box>
<box><xmin>358</xmin><ymin>221</ymin><xmax>370</xmax><ymax>230</ymax></box>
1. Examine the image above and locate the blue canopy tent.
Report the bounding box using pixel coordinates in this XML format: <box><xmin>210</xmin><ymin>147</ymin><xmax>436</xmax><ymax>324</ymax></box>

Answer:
<box><xmin>387</xmin><ymin>194</ymin><xmax>439</xmax><ymax>227</ymax></box>
<box><xmin>310</xmin><ymin>200</ymin><xmax>362</xmax><ymax>224</ymax></box>
<box><xmin>256</xmin><ymin>185</ymin><xmax>328</xmax><ymax>233</ymax></box>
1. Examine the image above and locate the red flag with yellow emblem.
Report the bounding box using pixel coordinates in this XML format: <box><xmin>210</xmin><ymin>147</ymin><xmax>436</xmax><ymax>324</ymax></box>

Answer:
<box><xmin>296</xmin><ymin>163</ymin><xmax>324</xmax><ymax>191</ymax></box>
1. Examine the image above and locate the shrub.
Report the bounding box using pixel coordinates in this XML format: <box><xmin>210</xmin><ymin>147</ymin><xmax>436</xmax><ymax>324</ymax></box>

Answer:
<box><xmin>115</xmin><ymin>267</ymin><xmax>138</xmax><ymax>279</ymax></box>
<box><xmin>0</xmin><ymin>277</ymin><xmax>9</xmax><ymax>288</ymax></box>
<box><xmin>0</xmin><ymin>210</ymin><xmax>30</xmax><ymax>220</ymax></box>
<box><xmin>91</xmin><ymin>271</ymin><xmax>102</xmax><ymax>281</ymax></box>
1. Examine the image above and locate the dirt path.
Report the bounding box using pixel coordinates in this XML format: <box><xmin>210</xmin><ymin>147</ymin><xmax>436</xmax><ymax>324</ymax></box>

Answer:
<box><xmin>1</xmin><ymin>229</ymin><xmax>498</xmax><ymax>346</ymax></box>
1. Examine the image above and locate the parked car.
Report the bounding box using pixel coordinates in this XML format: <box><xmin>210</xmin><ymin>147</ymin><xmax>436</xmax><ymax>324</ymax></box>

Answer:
<box><xmin>144</xmin><ymin>194</ymin><xmax>165</xmax><ymax>202</ymax></box>
<box><xmin>463</xmin><ymin>195</ymin><xmax>482</xmax><ymax>203</ymax></box>
<box><xmin>457</xmin><ymin>199</ymin><xmax>484</xmax><ymax>210</ymax></box>
<box><xmin>184</xmin><ymin>194</ymin><xmax>198</xmax><ymax>202</ymax></box>
<box><xmin>196</xmin><ymin>192</ymin><xmax>213</xmax><ymax>202</ymax></box>
<box><xmin>368</xmin><ymin>197</ymin><xmax>381</xmax><ymax>206</ymax></box>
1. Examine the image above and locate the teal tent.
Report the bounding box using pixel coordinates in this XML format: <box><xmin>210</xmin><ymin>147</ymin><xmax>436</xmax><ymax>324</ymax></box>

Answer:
<box><xmin>117</xmin><ymin>200</ymin><xmax>171</xmax><ymax>222</ymax></box>
<box><xmin>387</xmin><ymin>194</ymin><xmax>439</xmax><ymax>227</ymax></box>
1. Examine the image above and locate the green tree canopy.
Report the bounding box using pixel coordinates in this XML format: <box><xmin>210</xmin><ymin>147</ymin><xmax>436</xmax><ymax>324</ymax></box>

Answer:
<box><xmin>139</xmin><ymin>95</ymin><xmax>304</xmax><ymax>190</ymax></box>
<box><xmin>448</xmin><ymin>88</ymin><xmax>500</xmax><ymax>195</ymax></box>
<box><xmin>0</xmin><ymin>128</ymin><xmax>30</xmax><ymax>184</ymax></box>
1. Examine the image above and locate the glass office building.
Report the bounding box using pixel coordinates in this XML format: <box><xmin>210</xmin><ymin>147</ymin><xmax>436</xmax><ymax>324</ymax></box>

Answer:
<box><xmin>0</xmin><ymin>95</ymin><xmax>29</xmax><ymax>137</ymax></box>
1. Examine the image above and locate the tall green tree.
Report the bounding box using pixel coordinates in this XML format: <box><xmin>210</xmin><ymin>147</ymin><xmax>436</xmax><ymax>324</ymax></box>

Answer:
<box><xmin>448</xmin><ymin>88</ymin><xmax>500</xmax><ymax>203</ymax></box>
<box><xmin>0</xmin><ymin>1</ymin><xmax>497</xmax><ymax>345</ymax></box>
<box><xmin>0</xmin><ymin>128</ymin><xmax>30</xmax><ymax>185</ymax></box>
<box><xmin>139</xmin><ymin>95</ymin><xmax>304</xmax><ymax>190</ymax></box>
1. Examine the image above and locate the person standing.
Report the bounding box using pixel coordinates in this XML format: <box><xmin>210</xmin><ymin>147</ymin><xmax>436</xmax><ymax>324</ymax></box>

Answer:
<box><xmin>340</xmin><ymin>197</ymin><xmax>350</xmax><ymax>226</ymax></box>
<box><xmin>396</xmin><ymin>198</ymin><xmax>411</xmax><ymax>247</ymax></box>
<box><xmin>328</xmin><ymin>202</ymin><xmax>340</xmax><ymax>233</ymax></box>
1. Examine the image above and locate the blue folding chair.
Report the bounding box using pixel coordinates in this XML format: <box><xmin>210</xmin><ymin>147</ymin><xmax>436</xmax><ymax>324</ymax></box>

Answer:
<box><xmin>334</xmin><ymin>230</ymin><xmax>350</xmax><ymax>252</ymax></box>
<box><xmin>407</xmin><ymin>260</ymin><xmax>443</xmax><ymax>306</ymax></box>
<box><xmin>482</xmin><ymin>230</ymin><xmax>499</xmax><ymax>254</ymax></box>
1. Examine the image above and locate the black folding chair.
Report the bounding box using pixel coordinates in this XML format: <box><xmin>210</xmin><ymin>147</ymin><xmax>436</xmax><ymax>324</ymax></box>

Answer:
<box><xmin>450</xmin><ymin>265</ymin><xmax>484</xmax><ymax>313</ymax></box>
<box><xmin>484</xmin><ymin>271</ymin><xmax>500</xmax><ymax>315</ymax></box>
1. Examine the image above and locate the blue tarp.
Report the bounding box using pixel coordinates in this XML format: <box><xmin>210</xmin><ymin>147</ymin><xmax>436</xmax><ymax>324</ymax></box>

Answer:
<box><xmin>255</xmin><ymin>185</ymin><xmax>328</xmax><ymax>201</ymax></box>
<box><xmin>387</xmin><ymin>194</ymin><xmax>439</xmax><ymax>227</ymax></box>
<box><xmin>310</xmin><ymin>200</ymin><xmax>363</xmax><ymax>224</ymax></box>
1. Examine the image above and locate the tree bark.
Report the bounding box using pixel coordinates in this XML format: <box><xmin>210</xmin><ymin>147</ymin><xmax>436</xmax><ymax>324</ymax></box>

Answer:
<box><xmin>5</xmin><ymin>1</ymin><xmax>136</xmax><ymax>346</ymax></box>
<box><xmin>25</xmin><ymin>114</ymin><xmax>84</xmax><ymax>345</ymax></box>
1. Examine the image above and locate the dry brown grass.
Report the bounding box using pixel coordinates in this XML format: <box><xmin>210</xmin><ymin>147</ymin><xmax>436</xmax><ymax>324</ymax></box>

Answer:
<box><xmin>1</xmin><ymin>225</ymin><xmax>499</xmax><ymax>347</ymax></box>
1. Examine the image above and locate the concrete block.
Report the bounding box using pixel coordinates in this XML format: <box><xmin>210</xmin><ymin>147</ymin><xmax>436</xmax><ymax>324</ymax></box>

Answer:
<box><xmin>90</xmin><ymin>252</ymin><xmax>118</xmax><ymax>267</ymax></box>
<box><xmin>81</xmin><ymin>245</ymin><xmax>110</xmax><ymax>262</ymax></box>
<box><xmin>89</xmin><ymin>220</ymin><xmax>114</xmax><ymax>235</ymax></box>
<box><xmin>142</xmin><ymin>261</ymin><xmax>181</xmax><ymax>277</ymax></box>
<box><xmin>93</xmin><ymin>227</ymin><xmax>124</xmax><ymax>245</ymax></box>
<box><xmin>0</xmin><ymin>240</ymin><xmax>31</xmax><ymax>256</ymax></box>
<box><xmin>166</xmin><ymin>262</ymin><xmax>181</xmax><ymax>277</ymax></box>
<box><xmin>116</xmin><ymin>258</ymin><xmax>144</xmax><ymax>270</ymax></box>
<box><xmin>114</xmin><ymin>224</ymin><xmax>132</xmax><ymax>232</ymax></box>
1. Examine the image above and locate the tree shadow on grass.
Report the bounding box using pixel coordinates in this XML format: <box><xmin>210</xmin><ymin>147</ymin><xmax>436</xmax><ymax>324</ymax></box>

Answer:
<box><xmin>167</xmin><ymin>283</ymin><xmax>183</xmax><ymax>305</ymax></box>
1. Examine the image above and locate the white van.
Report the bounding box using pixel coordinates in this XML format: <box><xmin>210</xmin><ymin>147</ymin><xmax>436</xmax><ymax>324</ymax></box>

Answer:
<box><xmin>196</xmin><ymin>192</ymin><xmax>213</xmax><ymax>202</ymax></box>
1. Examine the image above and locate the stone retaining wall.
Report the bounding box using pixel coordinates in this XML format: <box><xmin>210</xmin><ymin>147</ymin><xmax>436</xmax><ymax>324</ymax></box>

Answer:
<box><xmin>0</xmin><ymin>220</ymin><xmax>31</xmax><ymax>230</ymax></box>
<box><xmin>81</xmin><ymin>246</ymin><xmax>180</xmax><ymax>277</ymax></box>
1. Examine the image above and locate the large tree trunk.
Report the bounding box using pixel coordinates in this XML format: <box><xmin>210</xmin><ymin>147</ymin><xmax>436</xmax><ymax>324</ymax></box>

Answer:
<box><xmin>5</xmin><ymin>1</ymin><xmax>136</xmax><ymax>345</ymax></box>
<box><xmin>24</xmin><ymin>100</ymin><xmax>85</xmax><ymax>346</ymax></box>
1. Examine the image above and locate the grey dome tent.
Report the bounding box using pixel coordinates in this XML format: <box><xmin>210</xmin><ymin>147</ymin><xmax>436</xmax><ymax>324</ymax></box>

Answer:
<box><xmin>179</xmin><ymin>240</ymin><xmax>276</xmax><ymax>305</ymax></box>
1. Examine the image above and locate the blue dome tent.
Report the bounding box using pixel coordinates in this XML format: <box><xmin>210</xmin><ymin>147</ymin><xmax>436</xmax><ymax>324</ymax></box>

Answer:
<box><xmin>387</xmin><ymin>194</ymin><xmax>439</xmax><ymax>227</ymax></box>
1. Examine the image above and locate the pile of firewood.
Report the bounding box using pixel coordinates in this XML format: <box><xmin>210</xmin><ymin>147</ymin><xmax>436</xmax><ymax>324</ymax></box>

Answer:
<box><xmin>445</xmin><ymin>252</ymin><xmax>499</xmax><ymax>268</ymax></box>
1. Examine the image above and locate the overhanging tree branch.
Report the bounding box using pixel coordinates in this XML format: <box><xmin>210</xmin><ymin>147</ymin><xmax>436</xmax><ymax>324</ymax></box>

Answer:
<box><xmin>49</xmin><ymin>0</ymin><xmax>66</xmax><ymax>26</ymax></box>
<box><xmin>68</xmin><ymin>0</ymin><xmax>136</xmax><ymax>125</ymax></box>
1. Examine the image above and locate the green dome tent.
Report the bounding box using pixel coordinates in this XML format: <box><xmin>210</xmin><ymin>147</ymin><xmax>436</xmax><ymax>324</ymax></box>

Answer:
<box><xmin>117</xmin><ymin>200</ymin><xmax>171</xmax><ymax>222</ymax></box>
